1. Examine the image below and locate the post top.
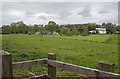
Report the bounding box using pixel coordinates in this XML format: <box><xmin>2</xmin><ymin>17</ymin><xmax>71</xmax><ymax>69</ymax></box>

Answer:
<box><xmin>99</xmin><ymin>61</ymin><xmax>115</xmax><ymax>65</ymax></box>
<box><xmin>48</xmin><ymin>53</ymin><xmax>56</xmax><ymax>55</ymax></box>
<box><xmin>0</xmin><ymin>50</ymin><xmax>11</xmax><ymax>55</ymax></box>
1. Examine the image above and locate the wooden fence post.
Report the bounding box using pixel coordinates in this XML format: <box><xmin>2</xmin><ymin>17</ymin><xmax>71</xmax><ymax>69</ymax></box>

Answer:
<box><xmin>98</xmin><ymin>61</ymin><xmax>115</xmax><ymax>72</ymax></box>
<box><xmin>48</xmin><ymin>53</ymin><xmax>56</xmax><ymax>78</ymax></box>
<box><xmin>106</xmin><ymin>34</ymin><xmax>114</xmax><ymax>43</ymax></box>
<box><xmin>0</xmin><ymin>51</ymin><xmax>13</xmax><ymax>79</ymax></box>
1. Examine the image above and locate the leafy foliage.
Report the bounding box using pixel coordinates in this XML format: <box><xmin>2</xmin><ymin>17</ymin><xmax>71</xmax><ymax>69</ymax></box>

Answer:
<box><xmin>1</xmin><ymin>21</ymin><xmax>118</xmax><ymax>35</ymax></box>
<box><xmin>60</xmin><ymin>26</ymin><xmax>70</xmax><ymax>35</ymax></box>
<box><xmin>45</xmin><ymin>21</ymin><xmax>60</xmax><ymax>32</ymax></box>
<box><xmin>71</xmin><ymin>26</ymin><xmax>78</xmax><ymax>35</ymax></box>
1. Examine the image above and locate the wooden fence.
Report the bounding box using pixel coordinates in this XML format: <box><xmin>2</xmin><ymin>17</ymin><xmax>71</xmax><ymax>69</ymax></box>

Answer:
<box><xmin>0</xmin><ymin>51</ymin><xmax>120</xmax><ymax>79</ymax></box>
<box><xmin>106</xmin><ymin>34</ymin><xmax>114</xmax><ymax>43</ymax></box>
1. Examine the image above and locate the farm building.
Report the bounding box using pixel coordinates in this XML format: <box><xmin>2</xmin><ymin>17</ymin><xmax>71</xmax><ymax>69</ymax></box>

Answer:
<box><xmin>89</xmin><ymin>28</ymin><xmax>107</xmax><ymax>34</ymax></box>
<box><xmin>52</xmin><ymin>32</ymin><xmax>59</xmax><ymax>34</ymax></box>
<box><xmin>89</xmin><ymin>30</ymin><xmax>96</xmax><ymax>34</ymax></box>
<box><xmin>96</xmin><ymin>28</ymin><xmax>106</xmax><ymax>34</ymax></box>
<box><xmin>115</xmin><ymin>28</ymin><xmax>120</xmax><ymax>34</ymax></box>
<box><xmin>36</xmin><ymin>31</ymin><xmax>52</xmax><ymax>35</ymax></box>
<box><xmin>36</xmin><ymin>31</ymin><xmax>58</xmax><ymax>35</ymax></box>
<box><xmin>115</xmin><ymin>31</ymin><xmax>120</xmax><ymax>34</ymax></box>
<box><xmin>36</xmin><ymin>32</ymin><xmax>40</xmax><ymax>34</ymax></box>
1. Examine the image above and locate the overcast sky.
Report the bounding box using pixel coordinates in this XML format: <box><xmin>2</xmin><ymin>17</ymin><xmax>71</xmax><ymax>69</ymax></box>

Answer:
<box><xmin>1</xmin><ymin>0</ymin><xmax>119</xmax><ymax>26</ymax></box>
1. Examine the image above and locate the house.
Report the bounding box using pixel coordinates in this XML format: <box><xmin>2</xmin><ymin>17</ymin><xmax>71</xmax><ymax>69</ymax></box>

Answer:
<box><xmin>115</xmin><ymin>28</ymin><xmax>120</xmax><ymax>34</ymax></box>
<box><xmin>89</xmin><ymin>28</ymin><xmax>107</xmax><ymax>34</ymax></box>
<box><xmin>52</xmin><ymin>32</ymin><xmax>59</xmax><ymax>34</ymax></box>
<box><xmin>36</xmin><ymin>31</ymin><xmax>49</xmax><ymax>34</ymax></box>
<box><xmin>36</xmin><ymin>31</ymin><xmax>57</xmax><ymax>35</ymax></box>
<box><xmin>115</xmin><ymin>31</ymin><xmax>120</xmax><ymax>34</ymax></box>
<box><xmin>89</xmin><ymin>30</ymin><xmax>96</xmax><ymax>34</ymax></box>
<box><xmin>47</xmin><ymin>32</ymin><xmax>52</xmax><ymax>35</ymax></box>
<box><xmin>36</xmin><ymin>32</ymin><xmax>40</xmax><ymax>34</ymax></box>
<box><xmin>96</xmin><ymin>28</ymin><xmax>106</xmax><ymax>34</ymax></box>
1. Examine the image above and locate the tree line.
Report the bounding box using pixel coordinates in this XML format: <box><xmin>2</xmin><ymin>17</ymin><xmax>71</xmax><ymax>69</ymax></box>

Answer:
<box><xmin>1</xmin><ymin>21</ymin><xmax>119</xmax><ymax>36</ymax></box>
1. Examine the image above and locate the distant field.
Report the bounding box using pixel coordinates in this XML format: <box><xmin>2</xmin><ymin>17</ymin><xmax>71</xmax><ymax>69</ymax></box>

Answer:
<box><xmin>2</xmin><ymin>34</ymin><xmax>119</xmax><ymax>77</ymax></box>
<box><xmin>44</xmin><ymin>34</ymin><xmax>111</xmax><ymax>42</ymax></box>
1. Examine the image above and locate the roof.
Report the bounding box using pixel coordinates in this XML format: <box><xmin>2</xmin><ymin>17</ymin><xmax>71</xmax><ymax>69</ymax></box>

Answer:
<box><xmin>96</xmin><ymin>28</ymin><xmax>106</xmax><ymax>31</ymax></box>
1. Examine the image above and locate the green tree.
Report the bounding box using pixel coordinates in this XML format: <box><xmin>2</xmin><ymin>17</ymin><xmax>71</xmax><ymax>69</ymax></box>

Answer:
<box><xmin>78</xmin><ymin>26</ymin><xmax>84</xmax><ymax>34</ymax></box>
<box><xmin>60</xmin><ymin>26</ymin><xmax>70</xmax><ymax>35</ymax></box>
<box><xmin>28</xmin><ymin>25</ymin><xmax>34</xmax><ymax>33</ymax></box>
<box><xmin>105</xmin><ymin>23</ymin><xmax>115</xmax><ymax>33</ymax></box>
<box><xmin>46</xmin><ymin>21</ymin><xmax>59</xmax><ymax>32</ymax></box>
<box><xmin>2</xmin><ymin>25</ymin><xmax>10</xmax><ymax>34</ymax></box>
<box><xmin>39</xmin><ymin>27</ymin><xmax>46</xmax><ymax>41</ymax></box>
<box><xmin>17</xmin><ymin>21</ymin><xmax>28</xmax><ymax>34</ymax></box>
<box><xmin>34</xmin><ymin>24</ymin><xmax>39</xmax><ymax>32</ymax></box>
<box><xmin>82</xmin><ymin>26</ymin><xmax>89</xmax><ymax>36</ymax></box>
<box><xmin>102</xmin><ymin>23</ymin><xmax>106</xmax><ymax>26</ymax></box>
<box><xmin>0</xmin><ymin>27</ymin><xmax>2</xmax><ymax>34</ymax></box>
<box><xmin>71</xmin><ymin>26</ymin><xmax>78</xmax><ymax>35</ymax></box>
<box><xmin>10</xmin><ymin>22</ymin><xmax>18</xmax><ymax>34</ymax></box>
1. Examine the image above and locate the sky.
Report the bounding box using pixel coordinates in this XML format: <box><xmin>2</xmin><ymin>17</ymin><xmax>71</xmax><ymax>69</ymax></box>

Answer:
<box><xmin>0</xmin><ymin>0</ymin><xmax>119</xmax><ymax>26</ymax></box>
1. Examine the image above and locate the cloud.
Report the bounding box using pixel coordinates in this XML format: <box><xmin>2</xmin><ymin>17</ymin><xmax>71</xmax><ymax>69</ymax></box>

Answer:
<box><xmin>78</xmin><ymin>7</ymin><xmax>92</xmax><ymax>17</ymax></box>
<box><xmin>58</xmin><ymin>11</ymin><xmax>72</xmax><ymax>18</ymax></box>
<box><xmin>26</xmin><ymin>11</ymin><xmax>35</xmax><ymax>15</ymax></box>
<box><xmin>1</xmin><ymin>2</ymin><xmax>118</xmax><ymax>26</ymax></box>
<box><xmin>2</xmin><ymin>0</ymin><xmax>120</xmax><ymax>2</ymax></box>
<box><xmin>99</xmin><ymin>9</ymin><xmax>111</xmax><ymax>14</ymax></box>
<box><xmin>38</xmin><ymin>15</ymin><xmax>48</xmax><ymax>20</ymax></box>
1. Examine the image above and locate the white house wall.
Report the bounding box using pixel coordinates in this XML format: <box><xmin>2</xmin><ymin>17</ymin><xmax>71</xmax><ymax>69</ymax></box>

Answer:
<box><xmin>98</xmin><ymin>31</ymin><xmax>106</xmax><ymax>34</ymax></box>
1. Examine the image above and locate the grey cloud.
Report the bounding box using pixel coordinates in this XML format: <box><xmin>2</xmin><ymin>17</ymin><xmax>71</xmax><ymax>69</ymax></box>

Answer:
<box><xmin>78</xmin><ymin>7</ymin><xmax>91</xmax><ymax>17</ymax></box>
<box><xmin>98</xmin><ymin>3</ymin><xmax>117</xmax><ymax>14</ymax></box>
<box><xmin>99</xmin><ymin>10</ymin><xmax>111</xmax><ymax>14</ymax></box>
<box><xmin>59</xmin><ymin>11</ymin><xmax>72</xmax><ymax>18</ymax></box>
<box><xmin>26</xmin><ymin>11</ymin><xmax>35</xmax><ymax>15</ymax></box>
<box><xmin>2</xmin><ymin>0</ymin><xmax>119</xmax><ymax>2</ymax></box>
<box><xmin>78</xmin><ymin>11</ymin><xmax>91</xmax><ymax>17</ymax></box>
<box><xmin>38</xmin><ymin>16</ymin><xmax>47</xmax><ymax>20</ymax></box>
<box><xmin>1</xmin><ymin>2</ymin><xmax>118</xmax><ymax>26</ymax></box>
<box><xmin>2</xmin><ymin>14</ymin><xmax>21</xmax><ymax>25</ymax></box>
<box><xmin>119</xmin><ymin>2</ymin><xmax>120</xmax><ymax>25</ymax></box>
<box><xmin>97</xmin><ymin>2</ymin><xmax>117</xmax><ymax>14</ymax></box>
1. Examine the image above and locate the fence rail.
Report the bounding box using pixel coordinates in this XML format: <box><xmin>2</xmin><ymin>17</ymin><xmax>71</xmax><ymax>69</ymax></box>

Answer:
<box><xmin>0</xmin><ymin>51</ymin><xmax>120</xmax><ymax>79</ymax></box>
<box><xmin>106</xmin><ymin>34</ymin><xmax>114</xmax><ymax>43</ymax></box>
<box><xmin>12</xmin><ymin>59</ymin><xmax>47</xmax><ymax>70</ymax></box>
<box><xmin>47</xmin><ymin>59</ymin><xmax>120</xmax><ymax>77</ymax></box>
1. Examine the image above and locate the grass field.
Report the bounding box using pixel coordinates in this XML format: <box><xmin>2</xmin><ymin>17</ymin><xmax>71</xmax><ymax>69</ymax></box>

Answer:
<box><xmin>2</xmin><ymin>34</ymin><xmax>119</xmax><ymax>77</ymax></box>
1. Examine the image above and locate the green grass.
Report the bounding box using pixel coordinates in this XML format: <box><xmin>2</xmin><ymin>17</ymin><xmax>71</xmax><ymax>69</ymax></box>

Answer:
<box><xmin>43</xmin><ymin>34</ymin><xmax>111</xmax><ymax>42</ymax></box>
<box><xmin>2</xmin><ymin>34</ymin><xmax>119</xmax><ymax>77</ymax></box>
<box><xmin>108</xmin><ymin>34</ymin><xmax>118</xmax><ymax>44</ymax></box>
